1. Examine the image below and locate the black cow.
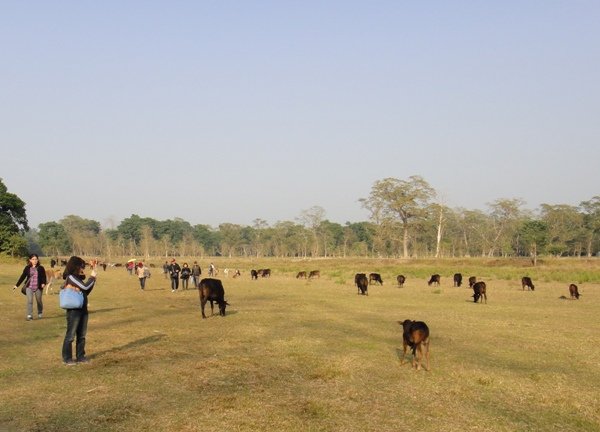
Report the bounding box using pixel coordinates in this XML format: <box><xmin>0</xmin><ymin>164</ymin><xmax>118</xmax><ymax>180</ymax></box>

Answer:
<box><xmin>398</xmin><ymin>320</ymin><xmax>430</xmax><ymax>371</ymax></box>
<box><xmin>355</xmin><ymin>273</ymin><xmax>368</xmax><ymax>295</ymax></box>
<box><xmin>468</xmin><ymin>276</ymin><xmax>477</xmax><ymax>288</ymax></box>
<box><xmin>296</xmin><ymin>271</ymin><xmax>307</xmax><ymax>279</ymax></box>
<box><xmin>428</xmin><ymin>274</ymin><xmax>441</xmax><ymax>286</ymax></box>
<box><xmin>569</xmin><ymin>283</ymin><xmax>580</xmax><ymax>299</ymax></box>
<box><xmin>472</xmin><ymin>281</ymin><xmax>487</xmax><ymax>304</ymax></box>
<box><xmin>309</xmin><ymin>270</ymin><xmax>320</xmax><ymax>279</ymax></box>
<box><xmin>369</xmin><ymin>273</ymin><xmax>383</xmax><ymax>285</ymax></box>
<box><xmin>198</xmin><ymin>278</ymin><xmax>229</xmax><ymax>318</ymax></box>
<box><xmin>453</xmin><ymin>273</ymin><xmax>462</xmax><ymax>287</ymax></box>
<box><xmin>259</xmin><ymin>269</ymin><xmax>271</xmax><ymax>278</ymax></box>
<box><xmin>397</xmin><ymin>275</ymin><xmax>406</xmax><ymax>287</ymax></box>
<box><xmin>251</xmin><ymin>269</ymin><xmax>259</xmax><ymax>280</ymax></box>
<box><xmin>522</xmin><ymin>277</ymin><xmax>535</xmax><ymax>291</ymax></box>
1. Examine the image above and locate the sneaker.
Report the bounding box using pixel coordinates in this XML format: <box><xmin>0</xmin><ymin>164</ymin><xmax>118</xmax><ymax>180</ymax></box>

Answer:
<box><xmin>77</xmin><ymin>357</ymin><xmax>90</xmax><ymax>364</ymax></box>
<box><xmin>172</xmin><ymin>289</ymin><xmax>175</xmax><ymax>292</ymax></box>
<box><xmin>26</xmin><ymin>315</ymin><xmax>33</xmax><ymax>321</ymax></box>
<box><xmin>63</xmin><ymin>360</ymin><xmax>77</xmax><ymax>366</ymax></box>
<box><xmin>38</xmin><ymin>313</ymin><xmax>43</xmax><ymax>319</ymax></box>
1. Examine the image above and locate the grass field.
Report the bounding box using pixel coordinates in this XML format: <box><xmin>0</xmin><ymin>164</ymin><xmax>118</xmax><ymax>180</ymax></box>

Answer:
<box><xmin>1</xmin><ymin>257</ymin><xmax>599</xmax><ymax>431</ymax></box>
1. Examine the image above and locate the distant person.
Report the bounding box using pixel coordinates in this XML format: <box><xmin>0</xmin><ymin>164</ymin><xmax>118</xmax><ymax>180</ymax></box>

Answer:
<box><xmin>136</xmin><ymin>262</ymin><xmax>148</xmax><ymax>290</ymax></box>
<box><xmin>162</xmin><ymin>261</ymin><xmax>169</xmax><ymax>279</ymax></box>
<box><xmin>61</xmin><ymin>256</ymin><xmax>97</xmax><ymax>365</ymax></box>
<box><xmin>191</xmin><ymin>261</ymin><xmax>202</xmax><ymax>288</ymax></box>
<box><xmin>168</xmin><ymin>259</ymin><xmax>181</xmax><ymax>292</ymax></box>
<box><xmin>127</xmin><ymin>261</ymin><xmax>135</xmax><ymax>275</ymax></box>
<box><xmin>13</xmin><ymin>253</ymin><xmax>47</xmax><ymax>321</ymax></box>
<box><xmin>180</xmin><ymin>263</ymin><xmax>191</xmax><ymax>290</ymax></box>
<box><xmin>209</xmin><ymin>262</ymin><xmax>216</xmax><ymax>277</ymax></box>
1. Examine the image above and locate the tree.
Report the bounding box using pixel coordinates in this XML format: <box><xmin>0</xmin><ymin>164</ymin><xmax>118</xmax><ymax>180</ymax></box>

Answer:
<box><xmin>580</xmin><ymin>196</ymin><xmax>600</xmax><ymax>256</ymax></box>
<box><xmin>298</xmin><ymin>206</ymin><xmax>326</xmax><ymax>257</ymax></box>
<box><xmin>360</xmin><ymin>176</ymin><xmax>436</xmax><ymax>258</ymax></box>
<box><xmin>38</xmin><ymin>222</ymin><xmax>70</xmax><ymax>256</ymax></box>
<box><xmin>485</xmin><ymin>199</ymin><xmax>526</xmax><ymax>256</ymax></box>
<box><xmin>540</xmin><ymin>204</ymin><xmax>584</xmax><ymax>256</ymax></box>
<box><xmin>0</xmin><ymin>178</ymin><xmax>29</xmax><ymax>256</ymax></box>
<box><xmin>518</xmin><ymin>220</ymin><xmax>548</xmax><ymax>265</ymax></box>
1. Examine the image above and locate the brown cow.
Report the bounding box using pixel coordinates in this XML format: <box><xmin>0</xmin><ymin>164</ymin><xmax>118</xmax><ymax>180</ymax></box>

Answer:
<box><xmin>308</xmin><ymin>270</ymin><xmax>320</xmax><ymax>279</ymax></box>
<box><xmin>522</xmin><ymin>277</ymin><xmax>535</xmax><ymax>291</ymax></box>
<box><xmin>396</xmin><ymin>275</ymin><xmax>406</xmax><ymax>287</ymax></box>
<box><xmin>569</xmin><ymin>284</ymin><xmax>580</xmax><ymax>299</ymax></box>
<box><xmin>428</xmin><ymin>274</ymin><xmax>440</xmax><ymax>286</ymax></box>
<box><xmin>468</xmin><ymin>276</ymin><xmax>477</xmax><ymax>288</ymax></box>
<box><xmin>296</xmin><ymin>271</ymin><xmax>307</xmax><ymax>279</ymax></box>
<box><xmin>355</xmin><ymin>273</ymin><xmax>368</xmax><ymax>295</ymax></box>
<box><xmin>44</xmin><ymin>268</ymin><xmax>62</xmax><ymax>295</ymax></box>
<box><xmin>369</xmin><ymin>273</ymin><xmax>383</xmax><ymax>285</ymax></box>
<box><xmin>198</xmin><ymin>278</ymin><xmax>229</xmax><ymax>318</ymax></box>
<box><xmin>399</xmin><ymin>320</ymin><xmax>430</xmax><ymax>371</ymax></box>
<box><xmin>472</xmin><ymin>281</ymin><xmax>487</xmax><ymax>304</ymax></box>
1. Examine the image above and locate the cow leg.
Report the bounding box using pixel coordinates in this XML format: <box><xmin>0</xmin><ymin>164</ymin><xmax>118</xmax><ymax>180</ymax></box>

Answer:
<box><xmin>401</xmin><ymin>339</ymin><xmax>408</xmax><ymax>365</ymax></box>
<box><xmin>201</xmin><ymin>298</ymin><xmax>207</xmax><ymax>319</ymax></box>
<box><xmin>210</xmin><ymin>300</ymin><xmax>215</xmax><ymax>316</ymax></box>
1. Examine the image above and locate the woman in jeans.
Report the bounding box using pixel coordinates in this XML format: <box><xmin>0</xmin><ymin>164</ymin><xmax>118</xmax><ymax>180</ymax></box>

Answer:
<box><xmin>13</xmin><ymin>254</ymin><xmax>47</xmax><ymax>321</ymax></box>
<box><xmin>61</xmin><ymin>256</ymin><xmax>97</xmax><ymax>365</ymax></box>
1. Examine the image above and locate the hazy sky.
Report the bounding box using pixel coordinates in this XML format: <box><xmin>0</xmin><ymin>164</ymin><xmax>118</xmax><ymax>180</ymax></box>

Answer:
<box><xmin>2</xmin><ymin>1</ymin><xmax>599</xmax><ymax>229</ymax></box>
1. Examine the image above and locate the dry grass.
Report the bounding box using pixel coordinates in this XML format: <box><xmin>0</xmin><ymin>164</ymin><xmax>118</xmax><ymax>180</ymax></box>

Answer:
<box><xmin>1</xmin><ymin>258</ymin><xmax>599</xmax><ymax>431</ymax></box>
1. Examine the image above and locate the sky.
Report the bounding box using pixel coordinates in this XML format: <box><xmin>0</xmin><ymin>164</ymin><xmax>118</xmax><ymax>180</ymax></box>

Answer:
<box><xmin>2</xmin><ymin>1</ymin><xmax>599</xmax><ymax>230</ymax></box>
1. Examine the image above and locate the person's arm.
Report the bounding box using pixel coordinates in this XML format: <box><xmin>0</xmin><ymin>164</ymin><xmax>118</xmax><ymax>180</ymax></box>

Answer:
<box><xmin>66</xmin><ymin>272</ymin><xmax>97</xmax><ymax>292</ymax></box>
<box><xmin>13</xmin><ymin>267</ymin><xmax>27</xmax><ymax>289</ymax></box>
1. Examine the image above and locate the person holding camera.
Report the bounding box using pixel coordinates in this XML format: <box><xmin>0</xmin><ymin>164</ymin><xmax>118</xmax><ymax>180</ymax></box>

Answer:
<box><xmin>61</xmin><ymin>256</ymin><xmax>97</xmax><ymax>366</ymax></box>
<box><xmin>13</xmin><ymin>254</ymin><xmax>47</xmax><ymax>321</ymax></box>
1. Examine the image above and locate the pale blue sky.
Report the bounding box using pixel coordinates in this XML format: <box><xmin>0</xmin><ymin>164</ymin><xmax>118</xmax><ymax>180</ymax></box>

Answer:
<box><xmin>2</xmin><ymin>1</ymin><xmax>599</xmax><ymax>229</ymax></box>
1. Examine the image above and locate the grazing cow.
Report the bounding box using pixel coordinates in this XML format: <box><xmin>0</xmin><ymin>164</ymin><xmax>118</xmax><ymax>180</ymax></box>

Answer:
<box><xmin>232</xmin><ymin>269</ymin><xmax>241</xmax><ymax>278</ymax></box>
<box><xmin>397</xmin><ymin>275</ymin><xmax>406</xmax><ymax>287</ymax></box>
<box><xmin>472</xmin><ymin>281</ymin><xmax>487</xmax><ymax>303</ymax></box>
<box><xmin>428</xmin><ymin>274</ymin><xmax>441</xmax><ymax>286</ymax></box>
<box><xmin>453</xmin><ymin>273</ymin><xmax>462</xmax><ymax>287</ymax></box>
<box><xmin>355</xmin><ymin>273</ymin><xmax>369</xmax><ymax>295</ymax></box>
<box><xmin>259</xmin><ymin>269</ymin><xmax>271</xmax><ymax>278</ymax></box>
<box><xmin>44</xmin><ymin>268</ymin><xmax>62</xmax><ymax>295</ymax></box>
<box><xmin>468</xmin><ymin>276</ymin><xmax>477</xmax><ymax>288</ymax></box>
<box><xmin>569</xmin><ymin>284</ymin><xmax>580</xmax><ymax>300</ymax></box>
<box><xmin>60</xmin><ymin>259</ymin><xmax>68</xmax><ymax>266</ymax></box>
<box><xmin>398</xmin><ymin>320</ymin><xmax>430</xmax><ymax>371</ymax></box>
<box><xmin>308</xmin><ymin>270</ymin><xmax>320</xmax><ymax>279</ymax></box>
<box><xmin>369</xmin><ymin>273</ymin><xmax>383</xmax><ymax>285</ymax></box>
<box><xmin>296</xmin><ymin>271</ymin><xmax>307</xmax><ymax>279</ymax></box>
<box><xmin>251</xmin><ymin>269</ymin><xmax>259</xmax><ymax>280</ymax></box>
<box><xmin>522</xmin><ymin>277</ymin><xmax>535</xmax><ymax>291</ymax></box>
<box><xmin>198</xmin><ymin>278</ymin><xmax>229</xmax><ymax>318</ymax></box>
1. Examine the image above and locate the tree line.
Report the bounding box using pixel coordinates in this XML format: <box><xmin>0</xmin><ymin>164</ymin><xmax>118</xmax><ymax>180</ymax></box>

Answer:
<box><xmin>2</xmin><ymin>177</ymin><xmax>599</xmax><ymax>261</ymax></box>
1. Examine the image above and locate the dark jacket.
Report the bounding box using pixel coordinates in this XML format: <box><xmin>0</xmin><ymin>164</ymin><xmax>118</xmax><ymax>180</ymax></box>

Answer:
<box><xmin>15</xmin><ymin>265</ymin><xmax>47</xmax><ymax>290</ymax></box>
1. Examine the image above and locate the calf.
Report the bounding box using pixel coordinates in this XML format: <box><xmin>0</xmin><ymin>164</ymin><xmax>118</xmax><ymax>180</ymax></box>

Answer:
<box><xmin>309</xmin><ymin>270</ymin><xmax>320</xmax><ymax>279</ymax></box>
<box><xmin>398</xmin><ymin>320</ymin><xmax>430</xmax><ymax>371</ymax></box>
<box><xmin>472</xmin><ymin>281</ymin><xmax>487</xmax><ymax>303</ymax></box>
<box><xmin>251</xmin><ymin>269</ymin><xmax>259</xmax><ymax>280</ymax></box>
<box><xmin>355</xmin><ymin>273</ymin><xmax>368</xmax><ymax>296</ymax></box>
<box><xmin>296</xmin><ymin>271</ymin><xmax>307</xmax><ymax>279</ymax></box>
<box><xmin>44</xmin><ymin>268</ymin><xmax>62</xmax><ymax>295</ymax></box>
<box><xmin>198</xmin><ymin>278</ymin><xmax>229</xmax><ymax>318</ymax></box>
<box><xmin>428</xmin><ymin>274</ymin><xmax>441</xmax><ymax>286</ymax></box>
<box><xmin>468</xmin><ymin>276</ymin><xmax>477</xmax><ymax>288</ymax></box>
<box><xmin>396</xmin><ymin>275</ymin><xmax>406</xmax><ymax>287</ymax></box>
<box><xmin>369</xmin><ymin>273</ymin><xmax>383</xmax><ymax>285</ymax></box>
<box><xmin>522</xmin><ymin>277</ymin><xmax>535</xmax><ymax>291</ymax></box>
<box><xmin>453</xmin><ymin>273</ymin><xmax>462</xmax><ymax>287</ymax></box>
<box><xmin>259</xmin><ymin>269</ymin><xmax>271</xmax><ymax>278</ymax></box>
<box><xmin>569</xmin><ymin>283</ymin><xmax>580</xmax><ymax>299</ymax></box>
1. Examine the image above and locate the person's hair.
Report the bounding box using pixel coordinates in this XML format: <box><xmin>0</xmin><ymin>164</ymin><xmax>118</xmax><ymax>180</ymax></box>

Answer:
<box><xmin>27</xmin><ymin>253</ymin><xmax>40</xmax><ymax>266</ymax></box>
<box><xmin>183</xmin><ymin>263</ymin><xmax>188</xmax><ymax>267</ymax></box>
<box><xmin>63</xmin><ymin>256</ymin><xmax>86</xmax><ymax>279</ymax></box>
<box><xmin>137</xmin><ymin>262</ymin><xmax>144</xmax><ymax>268</ymax></box>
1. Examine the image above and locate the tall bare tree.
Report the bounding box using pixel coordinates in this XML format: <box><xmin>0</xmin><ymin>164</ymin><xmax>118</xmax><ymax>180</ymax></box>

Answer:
<box><xmin>360</xmin><ymin>176</ymin><xmax>435</xmax><ymax>258</ymax></box>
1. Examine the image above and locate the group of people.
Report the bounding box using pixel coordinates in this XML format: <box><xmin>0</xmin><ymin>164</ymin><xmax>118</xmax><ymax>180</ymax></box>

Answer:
<box><xmin>14</xmin><ymin>254</ymin><xmax>97</xmax><ymax>366</ymax></box>
<box><xmin>163</xmin><ymin>259</ymin><xmax>205</xmax><ymax>291</ymax></box>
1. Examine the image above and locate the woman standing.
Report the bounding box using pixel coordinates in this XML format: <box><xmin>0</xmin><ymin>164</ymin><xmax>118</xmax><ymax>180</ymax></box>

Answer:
<box><xmin>13</xmin><ymin>254</ymin><xmax>47</xmax><ymax>321</ymax></box>
<box><xmin>61</xmin><ymin>256</ymin><xmax>97</xmax><ymax>365</ymax></box>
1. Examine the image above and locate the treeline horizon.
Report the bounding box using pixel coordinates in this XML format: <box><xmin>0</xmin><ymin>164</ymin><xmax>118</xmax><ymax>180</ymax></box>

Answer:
<box><xmin>3</xmin><ymin>176</ymin><xmax>600</xmax><ymax>260</ymax></box>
